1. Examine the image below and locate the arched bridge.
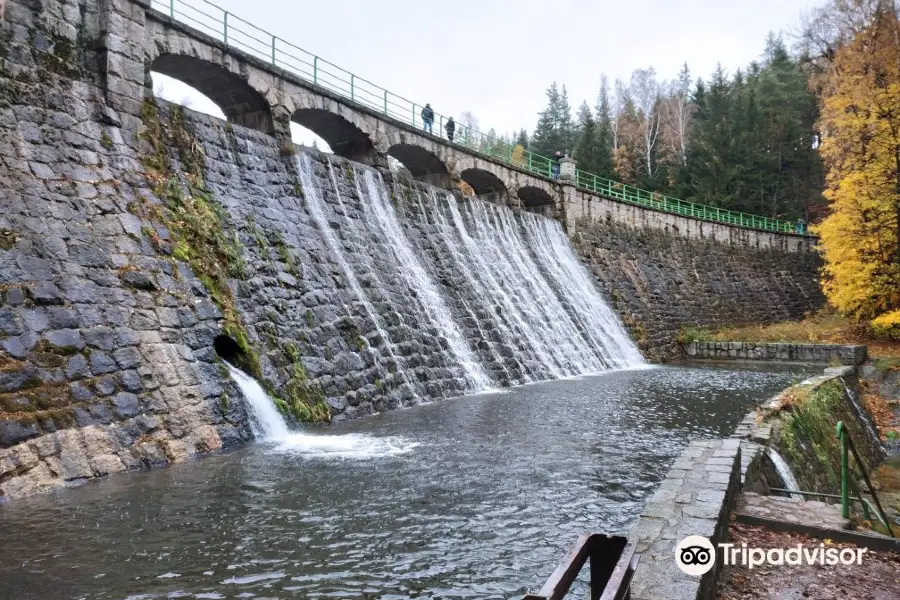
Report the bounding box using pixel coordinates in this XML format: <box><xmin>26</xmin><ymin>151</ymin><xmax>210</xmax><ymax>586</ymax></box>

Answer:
<box><xmin>96</xmin><ymin>0</ymin><xmax>813</xmax><ymax>252</ymax></box>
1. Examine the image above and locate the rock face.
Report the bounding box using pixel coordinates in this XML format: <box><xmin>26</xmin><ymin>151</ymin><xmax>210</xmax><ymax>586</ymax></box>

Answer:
<box><xmin>572</xmin><ymin>220</ymin><xmax>824</xmax><ymax>359</ymax></box>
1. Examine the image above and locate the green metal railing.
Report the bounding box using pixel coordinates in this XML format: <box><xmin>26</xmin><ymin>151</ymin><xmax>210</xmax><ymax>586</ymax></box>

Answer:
<box><xmin>150</xmin><ymin>0</ymin><xmax>804</xmax><ymax>235</ymax></box>
<box><xmin>836</xmin><ymin>421</ymin><xmax>894</xmax><ymax>537</ymax></box>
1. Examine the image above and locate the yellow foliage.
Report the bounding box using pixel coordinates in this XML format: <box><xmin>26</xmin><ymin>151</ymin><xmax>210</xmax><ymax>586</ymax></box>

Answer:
<box><xmin>871</xmin><ymin>309</ymin><xmax>900</xmax><ymax>340</ymax></box>
<box><xmin>814</xmin><ymin>10</ymin><xmax>900</xmax><ymax>321</ymax></box>
<box><xmin>457</xmin><ymin>180</ymin><xmax>475</xmax><ymax>197</ymax></box>
<box><xmin>511</xmin><ymin>144</ymin><xmax>526</xmax><ymax>167</ymax></box>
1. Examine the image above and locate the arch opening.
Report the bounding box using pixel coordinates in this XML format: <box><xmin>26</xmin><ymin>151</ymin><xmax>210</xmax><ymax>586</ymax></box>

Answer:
<box><xmin>291</xmin><ymin>123</ymin><xmax>333</xmax><ymax>153</ymax></box>
<box><xmin>291</xmin><ymin>109</ymin><xmax>374</xmax><ymax>163</ymax></box>
<box><xmin>151</xmin><ymin>55</ymin><xmax>275</xmax><ymax>134</ymax></box>
<box><xmin>387</xmin><ymin>144</ymin><xmax>450</xmax><ymax>187</ymax></box>
<box><xmin>518</xmin><ymin>186</ymin><xmax>555</xmax><ymax>213</ymax></box>
<box><xmin>214</xmin><ymin>335</ymin><xmax>242</xmax><ymax>365</ymax></box>
<box><xmin>461</xmin><ymin>168</ymin><xmax>507</xmax><ymax>204</ymax></box>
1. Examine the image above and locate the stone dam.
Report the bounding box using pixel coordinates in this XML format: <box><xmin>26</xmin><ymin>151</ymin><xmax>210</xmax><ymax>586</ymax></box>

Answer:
<box><xmin>0</xmin><ymin>0</ymin><xmax>824</xmax><ymax>498</ymax></box>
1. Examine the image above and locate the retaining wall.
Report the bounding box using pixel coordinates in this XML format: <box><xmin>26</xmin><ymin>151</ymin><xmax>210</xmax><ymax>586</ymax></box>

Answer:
<box><xmin>684</xmin><ymin>342</ymin><xmax>867</xmax><ymax>366</ymax></box>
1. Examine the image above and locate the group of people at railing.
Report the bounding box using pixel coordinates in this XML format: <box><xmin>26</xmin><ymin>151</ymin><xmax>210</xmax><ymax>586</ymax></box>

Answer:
<box><xmin>420</xmin><ymin>104</ymin><xmax>456</xmax><ymax>142</ymax></box>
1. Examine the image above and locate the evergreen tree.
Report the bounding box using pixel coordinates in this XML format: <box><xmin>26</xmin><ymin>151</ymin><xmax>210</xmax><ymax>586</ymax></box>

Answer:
<box><xmin>515</xmin><ymin>129</ymin><xmax>529</xmax><ymax>149</ymax></box>
<box><xmin>684</xmin><ymin>65</ymin><xmax>737</xmax><ymax>207</ymax></box>
<box><xmin>594</xmin><ymin>77</ymin><xmax>616</xmax><ymax>178</ymax></box>
<box><xmin>531</xmin><ymin>82</ymin><xmax>576</xmax><ymax>157</ymax></box>
<box><xmin>573</xmin><ymin>102</ymin><xmax>595</xmax><ymax>169</ymax></box>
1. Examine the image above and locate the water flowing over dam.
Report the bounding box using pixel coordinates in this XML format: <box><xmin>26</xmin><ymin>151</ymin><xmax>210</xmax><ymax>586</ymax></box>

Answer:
<box><xmin>288</xmin><ymin>152</ymin><xmax>643</xmax><ymax>409</ymax></box>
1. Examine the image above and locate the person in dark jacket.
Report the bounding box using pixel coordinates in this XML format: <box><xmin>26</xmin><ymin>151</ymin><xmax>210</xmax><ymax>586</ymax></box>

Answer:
<box><xmin>445</xmin><ymin>116</ymin><xmax>455</xmax><ymax>142</ymax></box>
<box><xmin>421</xmin><ymin>103</ymin><xmax>434</xmax><ymax>133</ymax></box>
<box><xmin>551</xmin><ymin>150</ymin><xmax>562</xmax><ymax>179</ymax></box>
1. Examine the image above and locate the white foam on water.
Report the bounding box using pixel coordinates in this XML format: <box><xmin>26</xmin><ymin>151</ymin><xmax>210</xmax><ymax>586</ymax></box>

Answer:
<box><xmin>221</xmin><ymin>572</ymin><xmax>285</xmax><ymax>585</ymax></box>
<box><xmin>270</xmin><ymin>432</ymin><xmax>420</xmax><ymax>458</ymax></box>
<box><xmin>224</xmin><ymin>362</ymin><xmax>418</xmax><ymax>458</ymax></box>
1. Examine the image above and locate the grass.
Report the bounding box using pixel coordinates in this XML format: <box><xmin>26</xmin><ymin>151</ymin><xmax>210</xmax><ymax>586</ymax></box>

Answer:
<box><xmin>680</xmin><ymin>308</ymin><xmax>900</xmax><ymax>358</ymax></box>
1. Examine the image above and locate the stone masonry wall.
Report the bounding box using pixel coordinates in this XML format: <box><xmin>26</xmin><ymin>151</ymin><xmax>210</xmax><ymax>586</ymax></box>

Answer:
<box><xmin>573</xmin><ymin>218</ymin><xmax>825</xmax><ymax>360</ymax></box>
<box><xmin>0</xmin><ymin>0</ymin><xmax>826</xmax><ymax>500</ymax></box>
<box><xmin>684</xmin><ymin>341</ymin><xmax>867</xmax><ymax>366</ymax></box>
<box><xmin>0</xmin><ymin>0</ymin><xmax>252</xmax><ymax>499</ymax></box>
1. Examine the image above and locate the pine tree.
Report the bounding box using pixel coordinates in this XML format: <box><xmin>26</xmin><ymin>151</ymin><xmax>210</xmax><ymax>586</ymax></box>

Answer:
<box><xmin>684</xmin><ymin>65</ymin><xmax>737</xmax><ymax>207</ymax></box>
<box><xmin>531</xmin><ymin>82</ymin><xmax>576</xmax><ymax>158</ymax></box>
<box><xmin>557</xmin><ymin>85</ymin><xmax>576</xmax><ymax>153</ymax></box>
<box><xmin>594</xmin><ymin>77</ymin><xmax>616</xmax><ymax>179</ymax></box>
<box><xmin>573</xmin><ymin>102</ymin><xmax>598</xmax><ymax>172</ymax></box>
<box><xmin>515</xmin><ymin>129</ymin><xmax>529</xmax><ymax>149</ymax></box>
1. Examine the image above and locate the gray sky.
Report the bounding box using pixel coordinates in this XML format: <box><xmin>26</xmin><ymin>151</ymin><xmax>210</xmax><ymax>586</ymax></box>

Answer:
<box><xmin>154</xmin><ymin>0</ymin><xmax>822</xmax><ymax>146</ymax></box>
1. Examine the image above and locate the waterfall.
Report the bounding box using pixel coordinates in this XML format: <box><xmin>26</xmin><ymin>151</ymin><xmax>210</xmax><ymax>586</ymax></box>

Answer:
<box><xmin>359</xmin><ymin>169</ymin><xmax>493</xmax><ymax>391</ymax></box>
<box><xmin>841</xmin><ymin>378</ymin><xmax>887</xmax><ymax>458</ymax></box>
<box><xmin>291</xmin><ymin>151</ymin><xmax>644</xmax><ymax>406</ymax></box>
<box><xmin>767</xmin><ymin>447</ymin><xmax>804</xmax><ymax>500</ymax></box>
<box><xmin>224</xmin><ymin>362</ymin><xmax>289</xmax><ymax>441</ymax></box>
<box><xmin>225</xmin><ymin>361</ymin><xmax>419</xmax><ymax>456</ymax></box>
<box><xmin>295</xmin><ymin>154</ymin><xmax>418</xmax><ymax>397</ymax></box>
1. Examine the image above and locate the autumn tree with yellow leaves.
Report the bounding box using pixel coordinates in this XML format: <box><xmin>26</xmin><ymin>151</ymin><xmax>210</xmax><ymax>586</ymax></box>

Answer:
<box><xmin>814</xmin><ymin>1</ymin><xmax>900</xmax><ymax>332</ymax></box>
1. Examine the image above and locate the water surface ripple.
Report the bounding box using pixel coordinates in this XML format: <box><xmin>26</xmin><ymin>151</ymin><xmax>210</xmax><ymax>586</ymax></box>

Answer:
<box><xmin>0</xmin><ymin>363</ymin><xmax>811</xmax><ymax>600</ymax></box>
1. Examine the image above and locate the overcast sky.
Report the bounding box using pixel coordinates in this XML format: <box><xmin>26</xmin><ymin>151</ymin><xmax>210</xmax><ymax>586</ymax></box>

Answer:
<box><xmin>153</xmin><ymin>0</ymin><xmax>822</xmax><ymax>146</ymax></box>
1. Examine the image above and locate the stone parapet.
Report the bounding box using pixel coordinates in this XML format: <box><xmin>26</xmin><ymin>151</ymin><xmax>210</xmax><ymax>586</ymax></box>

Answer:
<box><xmin>684</xmin><ymin>341</ymin><xmax>867</xmax><ymax>366</ymax></box>
<box><xmin>628</xmin><ymin>439</ymin><xmax>742</xmax><ymax>600</ymax></box>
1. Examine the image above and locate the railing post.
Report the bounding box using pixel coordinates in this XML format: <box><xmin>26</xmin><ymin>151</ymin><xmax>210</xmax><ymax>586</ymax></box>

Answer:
<box><xmin>412</xmin><ymin>103</ymin><xmax>417</xmax><ymax>128</ymax></box>
<box><xmin>837</xmin><ymin>422</ymin><xmax>850</xmax><ymax>519</ymax></box>
<box><xmin>169</xmin><ymin>0</ymin><xmax>174</xmax><ymax>18</ymax></box>
<box><xmin>223</xmin><ymin>11</ymin><xmax>229</xmax><ymax>45</ymax></box>
<box><xmin>313</xmin><ymin>56</ymin><xmax>318</xmax><ymax>84</ymax></box>
<box><xmin>383</xmin><ymin>90</ymin><xmax>388</xmax><ymax>114</ymax></box>
<box><xmin>350</xmin><ymin>74</ymin><xmax>355</xmax><ymax>100</ymax></box>
<box><xmin>271</xmin><ymin>35</ymin><xmax>276</xmax><ymax>65</ymax></box>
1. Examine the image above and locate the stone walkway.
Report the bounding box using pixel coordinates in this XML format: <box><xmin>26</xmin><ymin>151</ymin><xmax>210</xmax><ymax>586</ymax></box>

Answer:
<box><xmin>736</xmin><ymin>492</ymin><xmax>851</xmax><ymax>531</ymax></box>
<box><xmin>629</xmin><ymin>439</ymin><xmax>741</xmax><ymax>600</ymax></box>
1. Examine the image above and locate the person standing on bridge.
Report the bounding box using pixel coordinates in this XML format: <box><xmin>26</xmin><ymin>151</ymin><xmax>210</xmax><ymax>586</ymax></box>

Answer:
<box><xmin>421</xmin><ymin>103</ymin><xmax>434</xmax><ymax>134</ymax></box>
<box><xmin>445</xmin><ymin>116</ymin><xmax>456</xmax><ymax>142</ymax></box>
<box><xmin>551</xmin><ymin>150</ymin><xmax>563</xmax><ymax>179</ymax></box>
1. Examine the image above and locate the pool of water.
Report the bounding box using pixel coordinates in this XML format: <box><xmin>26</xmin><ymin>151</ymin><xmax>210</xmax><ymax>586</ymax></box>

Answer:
<box><xmin>0</xmin><ymin>362</ymin><xmax>814</xmax><ymax>600</ymax></box>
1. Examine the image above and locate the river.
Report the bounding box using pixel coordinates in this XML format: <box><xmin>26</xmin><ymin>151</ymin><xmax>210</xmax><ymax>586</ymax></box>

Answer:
<box><xmin>0</xmin><ymin>362</ymin><xmax>812</xmax><ymax>600</ymax></box>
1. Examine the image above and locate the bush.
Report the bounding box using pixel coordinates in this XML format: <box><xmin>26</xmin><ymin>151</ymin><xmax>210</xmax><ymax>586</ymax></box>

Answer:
<box><xmin>870</xmin><ymin>309</ymin><xmax>900</xmax><ymax>340</ymax></box>
<box><xmin>677</xmin><ymin>327</ymin><xmax>713</xmax><ymax>343</ymax></box>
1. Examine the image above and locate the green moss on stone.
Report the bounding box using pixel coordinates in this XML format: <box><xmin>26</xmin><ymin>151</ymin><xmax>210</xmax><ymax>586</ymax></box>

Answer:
<box><xmin>775</xmin><ymin>380</ymin><xmax>879</xmax><ymax>495</ymax></box>
<box><xmin>0</xmin><ymin>229</ymin><xmax>17</xmax><ymax>251</ymax></box>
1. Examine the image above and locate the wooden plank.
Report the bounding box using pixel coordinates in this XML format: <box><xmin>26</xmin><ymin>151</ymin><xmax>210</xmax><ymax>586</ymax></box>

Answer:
<box><xmin>598</xmin><ymin>544</ymin><xmax>640</xmax><ymax>600</ymax></box>
<box><xmin>529</xmin><ymin>532</ymin><xmax>594</xmax><ymax>600</ymax></box>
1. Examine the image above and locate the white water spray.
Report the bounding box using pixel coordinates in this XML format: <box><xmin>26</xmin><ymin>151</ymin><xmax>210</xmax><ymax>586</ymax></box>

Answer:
<box><xmin>767</xmin><ymin>447</ymin><xmax>803</xmax><ymax>501</ymax></box>
<box><xmin>361</xmin><ymin>169</ymin><xmax>493</xmax><ymax>391</ymax></box>
<box><xmin>225</xmin><ymin>362</ymin><xmax>418</xmax><ymax>457</ymax></box>
<box><xmin>225</xmin><ymin>362</ymin><xmax>289</xmax><ymax>441</ymax></box>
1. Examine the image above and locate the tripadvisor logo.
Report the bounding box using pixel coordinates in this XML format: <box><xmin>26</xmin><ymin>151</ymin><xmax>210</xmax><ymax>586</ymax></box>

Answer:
<box><xmin>675</xmin><ymin>536</ymin><xmax>716</xmax><ymax>576</ymax></box>
<box><xmin>675</xmin><ymin>535</ymin><xmax>869</xmax><ymax>575</ymax></box>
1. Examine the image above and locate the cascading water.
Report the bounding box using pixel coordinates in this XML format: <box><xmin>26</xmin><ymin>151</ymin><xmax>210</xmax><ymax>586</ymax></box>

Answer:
<box><xmin>224</xmin><ymin>362</ymin><xmax>417</xmax><ymax>457</ymax></box>
<box><xmin>359</xmin><ymin>169</ymin><xmax>493</xmax><ymax>390</ymax></box>
<box><xmin>287</xmin><ymin>151</ymin><xmax>642</xmax><ymax>412</ymax></box>
<box><xmin>295</xmin><ymin>154</ymin><xmax>418</xmax><ymax>397</ymax></box>
<box><xmin>767</xmin><ymin>447</ymin><xmax>804</xmax><ymax>500</ymax></box>
<box><xmin>225</xmin><ymin>362</ymin><xmax>289</xmax><ymax>441</ymax></box>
